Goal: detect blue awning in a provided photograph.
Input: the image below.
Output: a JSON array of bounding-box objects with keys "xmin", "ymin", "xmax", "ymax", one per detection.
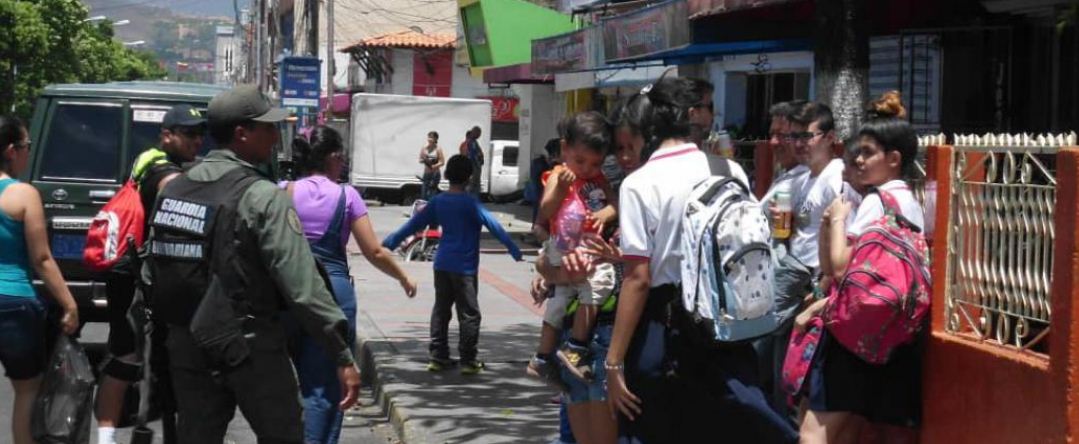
[{"xmin": 621, "ymin": 38, "xmax": 812, "ymax": 65}]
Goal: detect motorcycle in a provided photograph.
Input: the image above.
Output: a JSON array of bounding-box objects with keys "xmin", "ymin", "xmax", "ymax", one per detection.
[{"xmin": 397, "ymin": 199, "xmax": 441, "ymax": 262}]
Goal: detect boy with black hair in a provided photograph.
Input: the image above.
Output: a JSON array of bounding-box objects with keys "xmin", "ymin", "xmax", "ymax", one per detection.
[{"xmin": 383, "ymin": 155, "xmax": 522, "ymax": 374}]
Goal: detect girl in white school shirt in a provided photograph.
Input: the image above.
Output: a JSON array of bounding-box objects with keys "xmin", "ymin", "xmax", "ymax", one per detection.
[{"xmin": 797, "ymin": 92, "xmax": 925, "ymax": 444}]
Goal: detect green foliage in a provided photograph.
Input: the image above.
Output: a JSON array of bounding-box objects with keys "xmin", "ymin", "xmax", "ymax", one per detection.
[{"xmin": 0, "ymin": 0, "xmax": 166, "ymax": 117}]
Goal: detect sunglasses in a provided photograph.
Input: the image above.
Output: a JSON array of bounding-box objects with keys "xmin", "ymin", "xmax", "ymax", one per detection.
[{"xmin": 694, "ymin": 102, "xmax": 714, "ymax": 113}]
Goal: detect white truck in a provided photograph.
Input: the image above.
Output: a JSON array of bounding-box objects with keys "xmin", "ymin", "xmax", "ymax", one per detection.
[{"xmin": 349, "ymin": 93, "xmax": 521, "ymax": 204}]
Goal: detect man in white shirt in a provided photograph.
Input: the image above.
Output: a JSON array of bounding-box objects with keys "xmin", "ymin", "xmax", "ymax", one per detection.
[
  {"xmin": 760, "ymin": 102, "xmax": 844, "ymax": 415},
  {"xmin": 762, "ymin": 101, "xmax": 811, "ymax": 208}
]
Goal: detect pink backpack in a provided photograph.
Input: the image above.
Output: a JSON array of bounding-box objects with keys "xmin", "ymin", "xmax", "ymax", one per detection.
[
  {"xmin": 781, "ymin": 315, "xmax": 823, "ymax": 406},
  {"xmin": 822, "ymin": 190, "xmax": 931, "ymax": 364}
]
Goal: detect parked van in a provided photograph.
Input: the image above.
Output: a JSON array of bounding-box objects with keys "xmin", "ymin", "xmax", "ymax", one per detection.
[{"xmin": 23, "ymin": 81, "xmax": 228, "ymax": 322}]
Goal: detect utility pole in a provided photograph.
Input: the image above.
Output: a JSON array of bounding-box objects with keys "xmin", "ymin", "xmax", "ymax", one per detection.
[
  {"xmin": 306, "ymin": 0, "xmax": 319, "ymax": 56},
  {"xmin": 255, "ymin": 0, "xmax": 265, "ymax": 91},
  {"xmin": 326, "ymin": 0, "xmax": 335, "ymax": 119}
]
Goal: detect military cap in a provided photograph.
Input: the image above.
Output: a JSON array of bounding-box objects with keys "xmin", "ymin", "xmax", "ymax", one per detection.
[{"xmin": 208, "ymin": 84, "xmax": 289, "ymax": 124}]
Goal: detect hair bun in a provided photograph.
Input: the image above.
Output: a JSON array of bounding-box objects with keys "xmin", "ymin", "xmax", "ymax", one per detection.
[{"xmin": 869, "ymin": 91, "xmax": 907, "ymax": 119}]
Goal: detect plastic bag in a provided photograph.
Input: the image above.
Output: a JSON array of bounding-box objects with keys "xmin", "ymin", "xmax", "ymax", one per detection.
[
  {"xmin": 32, "ymin": 335, "xmax": 95, "ymax": 444},
  {"xmin": 552, "ymin": 180, "xmax": 599, "ymax": 253}
]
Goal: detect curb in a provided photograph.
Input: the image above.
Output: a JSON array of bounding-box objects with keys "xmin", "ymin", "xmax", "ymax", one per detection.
[{"xmin": 356, "ymin": 312, "xmax": 436, "ymax": 444}]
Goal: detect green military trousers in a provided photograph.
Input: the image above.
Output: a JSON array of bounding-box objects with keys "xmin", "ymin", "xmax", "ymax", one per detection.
[{"xmin": 165, "ymin": 324, "xmax": 303, "ymax": 444}]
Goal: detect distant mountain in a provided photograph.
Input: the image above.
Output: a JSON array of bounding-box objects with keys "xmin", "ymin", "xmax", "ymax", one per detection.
[
  {"xmin": 81, "ymin": 0, "xmax": 235, "ymax": 82},
  {"xmin": 83, "ymin": 0, "xmax": 244, "ymax": 19}
]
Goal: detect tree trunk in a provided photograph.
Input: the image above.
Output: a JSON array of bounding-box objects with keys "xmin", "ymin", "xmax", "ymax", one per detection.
[{"xmin": 814, "ymin": 0, "xmax": 870, "ymax": 141}]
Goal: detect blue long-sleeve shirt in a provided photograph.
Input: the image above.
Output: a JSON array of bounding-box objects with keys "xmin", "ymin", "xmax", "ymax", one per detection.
[{"xmin": 383, "ymin": 192, "xmax": 522, "ymax": 274}]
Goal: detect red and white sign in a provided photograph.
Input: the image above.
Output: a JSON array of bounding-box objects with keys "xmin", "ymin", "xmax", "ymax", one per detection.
[{"xmin": 485, "ymin": 97, "xmax": 520, "ymax": 123}]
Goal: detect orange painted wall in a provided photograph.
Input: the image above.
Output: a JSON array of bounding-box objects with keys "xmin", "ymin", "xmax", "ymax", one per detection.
[{"xmin": 922, "ymin": 334, "xmax": 1060, "ymax": 443}]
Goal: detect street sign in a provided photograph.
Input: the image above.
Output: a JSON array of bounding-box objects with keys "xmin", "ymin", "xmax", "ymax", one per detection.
[{"xmin": 280, "ymin": 56, "xmax": 321, "ymax": 108}]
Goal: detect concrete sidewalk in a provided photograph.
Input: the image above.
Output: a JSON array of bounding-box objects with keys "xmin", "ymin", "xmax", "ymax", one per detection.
[{"xmin": 351, "ymin": 204, "xmax": 560, "ymax": 444}]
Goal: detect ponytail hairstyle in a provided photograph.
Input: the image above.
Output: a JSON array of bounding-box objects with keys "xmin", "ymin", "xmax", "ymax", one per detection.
[
  {"xmin": 291, "ymin": 125, "xmax": 344, "ymax": 176},
  {"xmin": 636, "ymin": 76, "xmax": 703, "ymax": 160},
  {"xmin": 0, "ymin": 116, "xmax": 26, "ymax": 172},
  {"xmin": 859, "ymin": 91, "xmax": 917, "ymax": 177},
  {"xmin": 608, "ymin": 93, "xmax": 649, "ymax": 137}
]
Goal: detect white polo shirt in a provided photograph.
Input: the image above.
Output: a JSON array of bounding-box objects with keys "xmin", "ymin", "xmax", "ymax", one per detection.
[{"xmin": 619, "ymin": 143, "xmax": 749, "ymax": 286}]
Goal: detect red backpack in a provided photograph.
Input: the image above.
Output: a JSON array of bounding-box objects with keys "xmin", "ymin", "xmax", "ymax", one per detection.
[
  {"xmin": 83, "ymin": 179, "xmax": 145, "ymax": 272},
  {"xmin": 822, "ymin": 190, "xmax": 931, "ymax": 364}
]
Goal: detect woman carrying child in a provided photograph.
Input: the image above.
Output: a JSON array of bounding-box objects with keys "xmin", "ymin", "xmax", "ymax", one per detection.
[{"xmin": 531, "ymin": 99, "xmax": 649, "ymax": 444}]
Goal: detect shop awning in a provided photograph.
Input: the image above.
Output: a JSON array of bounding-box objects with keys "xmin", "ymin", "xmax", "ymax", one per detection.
[
  {"xmin": 483, "ymin": 63, "xmax": 553, "ymax": 84},
  {"xmin": 688, "ymin": 0, "xmax": 802, "ymax": 19},
  {"xmin": 656, "ymin": 38, "xmax": 811, "ymax": 64}
]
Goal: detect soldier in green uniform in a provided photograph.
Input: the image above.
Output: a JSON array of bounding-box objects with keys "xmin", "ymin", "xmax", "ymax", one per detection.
[{"xmin": 147, "ymin": 85, "xmax": 360, "ymax": 443}]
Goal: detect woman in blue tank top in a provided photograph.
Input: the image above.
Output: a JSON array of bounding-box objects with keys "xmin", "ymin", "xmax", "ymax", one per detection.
[
  {"xmin": 285, "ymin": 126, "xmax": 417, "ymax": 444},
  {"xmin": 0, "ymin": 116, "xmax": 79, "ymax": 444}
]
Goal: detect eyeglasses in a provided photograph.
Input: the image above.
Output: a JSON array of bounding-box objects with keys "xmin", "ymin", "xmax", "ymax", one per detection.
[
  {"xmin": 17, "ymin": 140, "xmax": 31, "ymax": 150},
  {"xmin": 783, "ymin": 132, "xmax": 825, "ymax": 142},
  {"xmin": 694, "ymin": 102, "xmax": 714, "ymax": 113}
]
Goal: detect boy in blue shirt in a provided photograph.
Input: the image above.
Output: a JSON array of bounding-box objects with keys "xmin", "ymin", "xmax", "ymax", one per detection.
[{"xmin": 383, "ymin": 155, "xmax": 523, "ymax": 374}]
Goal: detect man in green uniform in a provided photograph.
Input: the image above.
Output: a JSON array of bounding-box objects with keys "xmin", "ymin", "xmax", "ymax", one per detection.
[{"xmin": 148, "ymin": 85, "xmax": 360, "ymax": 443}]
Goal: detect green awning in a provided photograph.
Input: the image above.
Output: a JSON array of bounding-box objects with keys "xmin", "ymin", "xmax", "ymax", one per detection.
[{"xmin": 458, "ymin": 0, "xmax": 577, "ymax": 68}]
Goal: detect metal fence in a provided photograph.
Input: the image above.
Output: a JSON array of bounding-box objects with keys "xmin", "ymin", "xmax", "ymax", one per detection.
[{"xmin": 942, "ymin": 133, "xmax": 1076, "ymax": 354}]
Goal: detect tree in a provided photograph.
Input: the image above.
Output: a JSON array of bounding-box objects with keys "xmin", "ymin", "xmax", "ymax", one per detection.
[
  {"xmin": 0, "ymin": 0, "xmax": 166, "ymax": 117},
  {"xmin": 814, "ymin": 0, "xmax": 870, "ymax": 141},
  {"xmin": 0, "ymin": 1, "xmax": 49, "ymax": 115}
]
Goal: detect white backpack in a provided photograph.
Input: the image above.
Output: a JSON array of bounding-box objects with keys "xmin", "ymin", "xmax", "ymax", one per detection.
[{"xmin": 680, "ymin": 174, "xmax": 779, "ymax": 344}]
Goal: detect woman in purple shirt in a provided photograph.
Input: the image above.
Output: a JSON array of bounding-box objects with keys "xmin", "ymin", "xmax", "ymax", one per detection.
[{"xmin": 285, "ymin": 126, "xmax": 417, "ymax": 444}]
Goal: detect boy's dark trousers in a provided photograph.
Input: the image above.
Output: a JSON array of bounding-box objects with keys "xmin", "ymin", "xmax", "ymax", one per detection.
[{"xmin": 430, "ymin": 270, "xmax": 481, "ymax": 363}]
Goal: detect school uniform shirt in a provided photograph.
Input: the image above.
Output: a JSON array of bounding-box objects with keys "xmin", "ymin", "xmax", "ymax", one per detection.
[
  {"xmin": 619, "ymin": 143, "xmax": 749, "ymax": 286},
  {"xmin": 789, "ymin": 159, "xmax": 845, "ymax": 269},
  {"xmin": 846, "ymin": 180, "xmax": 925, "ymax": 237}
]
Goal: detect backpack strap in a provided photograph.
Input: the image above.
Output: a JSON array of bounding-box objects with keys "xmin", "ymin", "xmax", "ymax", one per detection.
[
  {"xmin": 698, "ymin": 176, "xmax": 751, "ymax": 204},
  {"xmin": 709, "ymin": 155, "xmax": 732, "ymax": 177},
  {"xmin": 877, "ymin": 189, "xmax": 902, "ymax": 215},
  {"xmin": 873, "ymin": 188, "xmax": 921, "ymax": 233}
]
